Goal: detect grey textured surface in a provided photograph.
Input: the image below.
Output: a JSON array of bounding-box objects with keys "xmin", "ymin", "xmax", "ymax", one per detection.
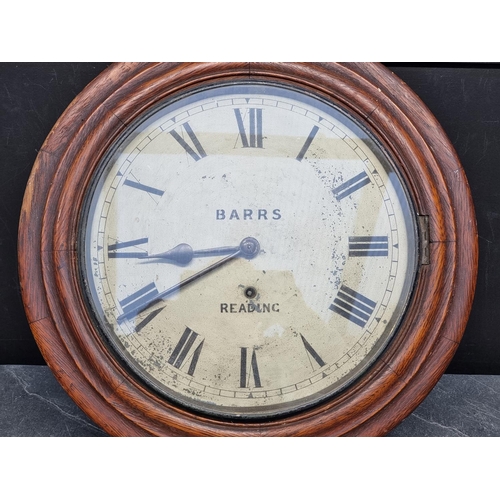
[
  {"xmin": 0, "ymin": 365, "xmax": 498, "ymax": 437},
  {"xmin": 0, "ymin": 365, "xmax": 106, "ymax": 437},
  {"xmin": 387, "ymin": 374, "xmax": 500, "ymax": 437}
]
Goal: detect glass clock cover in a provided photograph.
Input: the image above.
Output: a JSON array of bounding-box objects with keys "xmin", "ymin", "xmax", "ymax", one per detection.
[{"xmin": 81, "ymin": 82, "xmax": 417, "ymax": 418}]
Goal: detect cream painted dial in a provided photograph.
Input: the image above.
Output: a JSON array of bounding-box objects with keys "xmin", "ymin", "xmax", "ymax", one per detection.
[{"xmin": 82, "ymin": 83, "xmax": 417, "ymax": 418}]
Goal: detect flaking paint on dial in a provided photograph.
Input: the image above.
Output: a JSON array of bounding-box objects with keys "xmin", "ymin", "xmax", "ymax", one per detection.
[{"xmin": 83, "ymin": 83, "xmax": 417, "ymax": 418}]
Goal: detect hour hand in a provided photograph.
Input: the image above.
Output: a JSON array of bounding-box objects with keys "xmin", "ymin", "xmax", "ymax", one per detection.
[
  {"xmin": 140, "ymin": 241, "xmax": 249, "ymax": 265},
  {"xmin": 117, "ymin": 237, "xmax": 260, "ymax": 323}
]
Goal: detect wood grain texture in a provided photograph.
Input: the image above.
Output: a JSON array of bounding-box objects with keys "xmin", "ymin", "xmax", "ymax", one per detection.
[{"xmin": 18, "ymin": 62, "xmax": 478, "ymax": 436}]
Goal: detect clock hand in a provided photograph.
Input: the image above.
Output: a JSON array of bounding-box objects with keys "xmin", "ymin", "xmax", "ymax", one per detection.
[
  {"xmin": 139, "ymin": 242, "xmax": 241, "ymax": 265},
  {"xmin": 118, "ymin": 252, "xmax": 239, "ymax": 323},
  {"xmin": 117, "ymin": 237, "xmax": 260, "ymax": 323}
]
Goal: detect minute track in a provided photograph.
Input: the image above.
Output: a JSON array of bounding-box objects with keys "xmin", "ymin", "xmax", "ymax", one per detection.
[
  {"xmin": 20, "ymin": 62, "xmax": 476, "ymax": 436},
  {"xmin": 83, "ymin": 79, "xmax": 418, "ymax": 419}
]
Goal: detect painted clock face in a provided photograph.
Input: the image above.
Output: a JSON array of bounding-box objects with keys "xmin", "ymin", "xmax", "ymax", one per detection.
[{"xmin": 81, "ymin": 82, "xmax": 417, "ymax": 418}]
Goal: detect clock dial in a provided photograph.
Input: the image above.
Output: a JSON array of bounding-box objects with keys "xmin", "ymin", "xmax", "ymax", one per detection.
[
  {"xmin": 19, "ymin": 62, "xmax": 477, "ymax": 436},
  {"xmin": 81, "ymin": 83, "xmax": 417, "ymax": 418}
]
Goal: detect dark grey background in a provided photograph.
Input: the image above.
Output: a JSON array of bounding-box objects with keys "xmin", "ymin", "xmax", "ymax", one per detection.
[{"xmin": 1, "ymin": 62, "xmax": 499, "ymax": 375}]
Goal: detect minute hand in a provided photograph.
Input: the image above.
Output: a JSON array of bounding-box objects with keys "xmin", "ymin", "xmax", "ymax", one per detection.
[{"xmin": 117, "ymin": 237, "xmax": 260, "ymax": 323}]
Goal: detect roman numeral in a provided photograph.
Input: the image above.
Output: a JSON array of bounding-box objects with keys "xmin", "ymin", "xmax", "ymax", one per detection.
[
  {"xmin": 123, "ymin": 179, "xmax": 165, "ymax": 197},
  {"xmin": 170, "ymin": 122, "xmax": 207, "ymax": 161},
  {"xmin": 135, "ymin": 306, "xmax": 165, "ymax": 333},
  {"xmin": 348, "ymin": 236, "xmax": 389, "ymax": 257},
  {"xmin": 118, "ymin": 282, "xmax": 160, "ymax": 322},
  {"xmin": 332, "ymin": 172, "xmax": 371, "ymax": 200},
  {"xmin": 330, "ymin": 285, "xmax": 376, "ymax": 328},
  {"xmin": 168, "ymin": 327, "xmax": 204, "ymax": 376},
  {"xmin": 234, "ymin": 108, "xmax": 263, "ymax": 148},
  {"xmin": 296, "ymin": 125, "xmax": 319, "ymax": 161},
  {"xmin": 107, "ymin": 237, "xmax": 148, "ymax": 259},
  {"xmin": 240, "ymin": 347, "xmax": 262, "ymax": 388},
  {"xmin": 300, "ymin": 334, "xmax": 325, "ymax": 368}
]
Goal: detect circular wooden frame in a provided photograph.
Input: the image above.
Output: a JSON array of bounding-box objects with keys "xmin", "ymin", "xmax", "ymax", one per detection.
[{"xmin": 18, "ymin": 63, "xmax": 477, "ymax": 436}]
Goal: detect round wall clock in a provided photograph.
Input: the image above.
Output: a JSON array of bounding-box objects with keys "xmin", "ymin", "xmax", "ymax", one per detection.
[{"xmin": 18, "ymin": 63, "xmax": 478, "ymax": 436}]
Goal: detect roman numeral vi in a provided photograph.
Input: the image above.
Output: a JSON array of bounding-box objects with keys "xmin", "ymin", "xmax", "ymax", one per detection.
[{"xmin": 240, "ymin": 347, "xmax": 262, "ymax": 388}]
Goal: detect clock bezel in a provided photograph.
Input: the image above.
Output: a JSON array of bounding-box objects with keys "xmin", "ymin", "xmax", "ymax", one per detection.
[
  {"xmin": 79, "ymin": 79, "xmax": 420, "ymax": 421},
  {"xmin": 18, "ymin": 62, "xmax": 478, "ymax": 436}
]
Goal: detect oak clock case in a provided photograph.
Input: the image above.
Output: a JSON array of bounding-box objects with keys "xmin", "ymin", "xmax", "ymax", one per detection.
[
  {"xmin": 18, "ymin": 63, "xmax": 477, "ymax": 436},
  {"xmin": 83, "ymin": 83, "xmax": 417, "ymax": 419}
]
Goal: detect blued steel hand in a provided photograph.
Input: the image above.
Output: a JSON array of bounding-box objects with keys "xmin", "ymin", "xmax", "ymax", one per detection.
[
  {"xmin": 117, "ymin": 237, "xmax": 260, "ymax": 323},
  {"xmin": 139, "ymin": 242, "xmax": 241, "ymax": 265}
]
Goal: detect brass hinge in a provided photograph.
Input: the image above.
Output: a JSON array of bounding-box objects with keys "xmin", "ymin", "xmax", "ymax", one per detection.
[{"xmin": 418, "ymin": 215, "xmax": 430, "ymax": 265}]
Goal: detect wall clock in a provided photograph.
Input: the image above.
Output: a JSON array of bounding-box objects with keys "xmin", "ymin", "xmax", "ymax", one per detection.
[{"xmin": 18, "ymin": 62, "xmax": 478, "ymax": 436}]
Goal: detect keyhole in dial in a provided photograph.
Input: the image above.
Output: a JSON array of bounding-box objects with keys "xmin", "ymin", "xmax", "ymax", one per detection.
[{"xmin": 244, "ymin": 286, "xmax": 257, "ymax": 299}]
